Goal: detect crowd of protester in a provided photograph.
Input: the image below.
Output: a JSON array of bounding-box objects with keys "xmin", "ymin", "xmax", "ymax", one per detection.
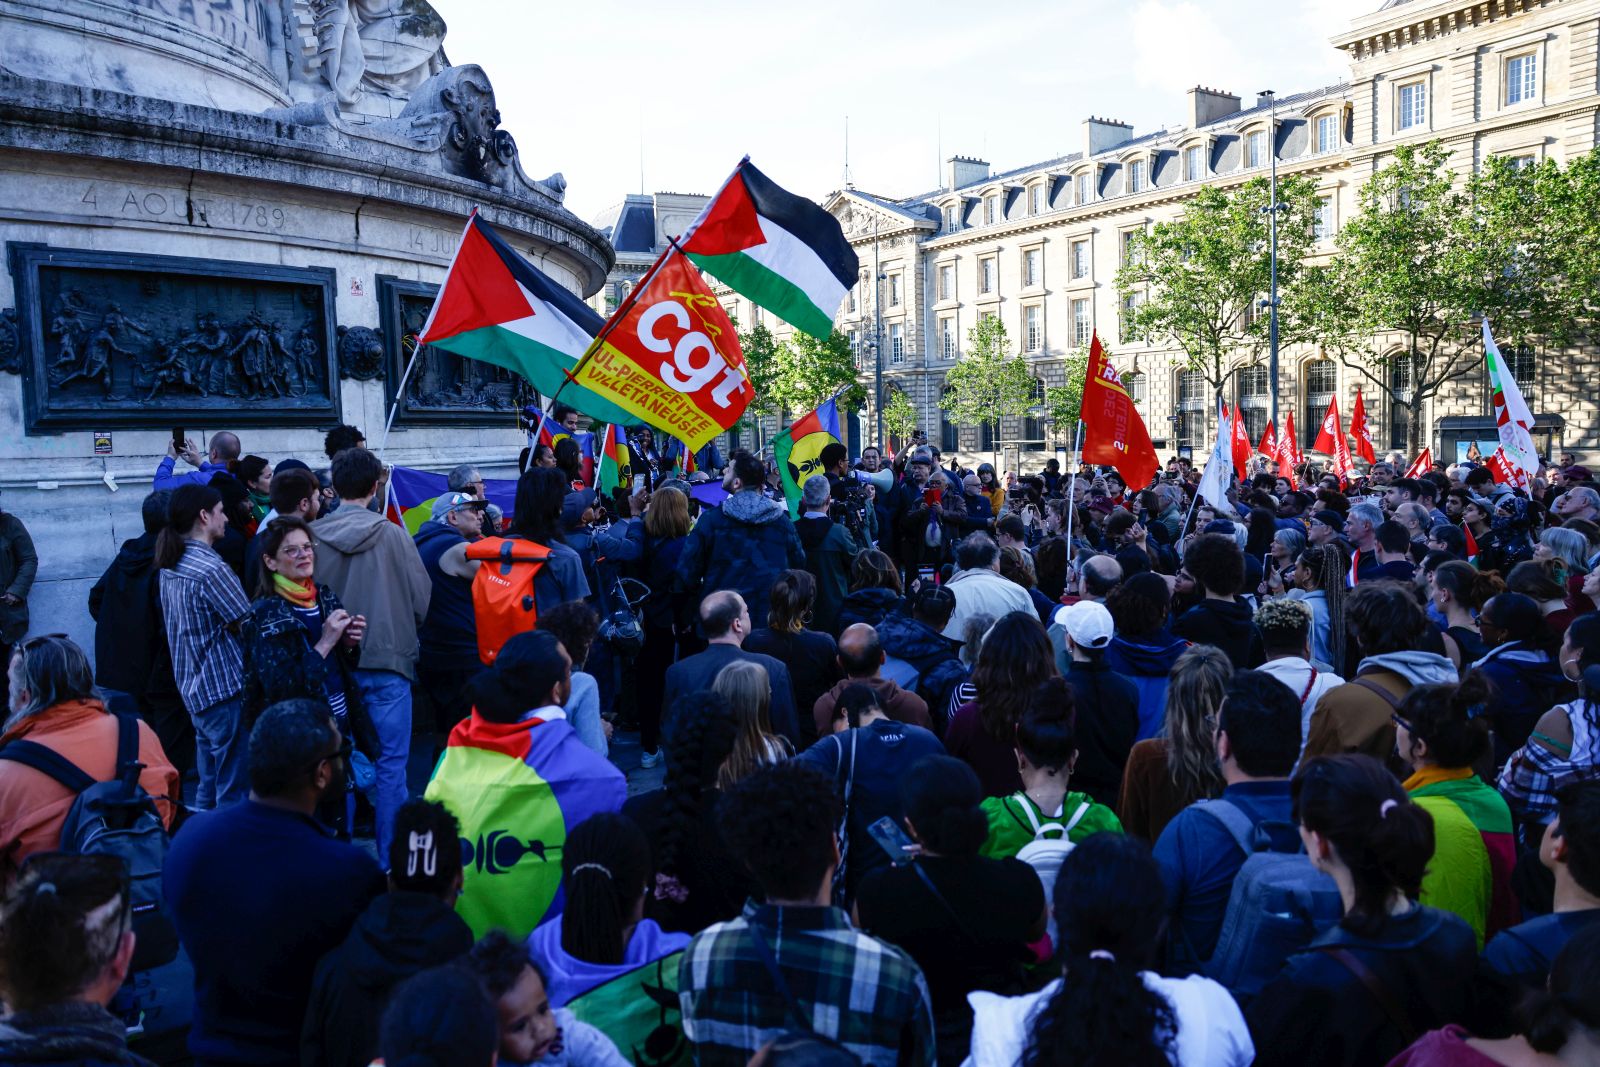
[{"xmin": 1, "ymin": 419, "xmax": 1600, "ymax": 1066}]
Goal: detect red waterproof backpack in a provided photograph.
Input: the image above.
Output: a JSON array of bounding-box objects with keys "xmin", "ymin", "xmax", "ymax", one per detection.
[{"xmin": 463, "ymin": 536, "xmax": 551, "ymax": 664}]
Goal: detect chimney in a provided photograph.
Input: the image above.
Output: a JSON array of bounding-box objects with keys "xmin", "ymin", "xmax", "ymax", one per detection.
[
  {"xmin": 945, "ymin": 155, "xmax": 990, "ymax": 192},
  {"xmin": 1188, "ymin": 86, "xmax": 1242, "ymax": 127},
  {"xmin": 1255, "ymin": 92, "xmax": 1276, "ymax": 110},
  {"xmin": 1083, "ymin": 117, "xmax": 1133, "ymax": 158}
]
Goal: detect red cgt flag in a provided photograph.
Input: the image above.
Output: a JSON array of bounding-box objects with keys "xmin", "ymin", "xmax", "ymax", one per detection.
[
  {"xmin": 1258, "ymin": 419, "xmax": 1278, "ymax": 459},
  {"xmin": 1080, "ymin": 333, "xmax": 1159, "ymax": 490},
  {"xmin": 1231, "ymin": 406, "xmax": 1253, "ymax": 477},
  {"xmin": 1313, "ymin": 395, "xmax": 1354, "ymax": 486},
  {"xmin": 1403, "ymin": 448, "xmax": 1432, "ymax": 480},
  {"xmin": 1350, "ymin": 389, "xmax": 1376, "ymax": 464}
]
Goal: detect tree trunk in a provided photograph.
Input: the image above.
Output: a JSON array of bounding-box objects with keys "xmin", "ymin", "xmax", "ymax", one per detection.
[{"xmin": 1405, "ymin": 398, "xmax": 1425, "ymax": 460}]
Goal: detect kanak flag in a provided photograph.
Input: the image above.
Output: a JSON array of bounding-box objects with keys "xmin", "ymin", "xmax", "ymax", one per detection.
[
  {"xmin": 1350, "ymin": 389, "xmax": 1376, "ymax": 464},
  {"xmin": 1258, "ymin": 420, "xmax": 1278, "ymax": 459},
  {"xmin": 1403, "ymin": 448, "xmax": 1433, "ymax": 479},
  {"xmin": 1313, "ymin": 395, "xmax": 1354, "ymax": 485},
  {"xmin": 570, "ymin": 248, "xmax": 752, "ymax": 450},
  {"xmin": 418, "ymin": 212, "xmax": 637, "ymax": 427},
  {"xmin": 1079, "ymin": 333, "xmax": 1159, "ymax": 490},
  {"xmin": 1231, "ymin": 406, "xmax": 1253, "ymax": 477},
  {"xmin": 595, "ymin": 424, "xmax": 631, "ymax": 496}
]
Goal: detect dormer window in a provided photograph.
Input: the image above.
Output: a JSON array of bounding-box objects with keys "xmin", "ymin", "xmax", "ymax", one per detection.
[{"xmin": 1128, "ymin": 159, "xmax": 1145, "ymax": 194}]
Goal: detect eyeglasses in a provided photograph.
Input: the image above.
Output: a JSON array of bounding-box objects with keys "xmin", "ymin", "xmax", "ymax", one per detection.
[
  {"xmin": 307, "ymin": 747, "xmax": 344, "ymax": 775},
  {"xmin": 278, "ymin": 543, "xmax": 317, "ymax": 559},
  {"xmin": 1390, "ymin": 712, "xmax": 1416, "ymax": 735}
]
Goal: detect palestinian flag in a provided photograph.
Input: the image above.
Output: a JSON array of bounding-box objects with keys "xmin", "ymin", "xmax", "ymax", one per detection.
[
  {"xmin": 681, "ymin": 159, "xmax": 858, "ymax": 339},
  {"xmin": 1464, "ymin": 522, "xmax": 1480, "ymax": 567},
  {"xmin": 596, "ymin": 424, "xmax": 631, "ymax": 496},
  {"xmin": 418, "ymin": 213, "xmax": 638, "ymax": 427},
  {"xmin": 773, "ymin": 397, "xmax": 841, "ymax": 518}
]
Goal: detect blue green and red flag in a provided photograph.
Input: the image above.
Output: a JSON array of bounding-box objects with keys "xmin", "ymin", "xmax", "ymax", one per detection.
[
  {"xmin": 772, "ymin": 396, "xmax": 842, "ymax": 517},
  {"xmin": 595, "ymin": 424, "xmax": 631, "ymax": 496},
  {"xmin": 424, "ymin": 714, "xmax": 626, "ymax": 940},
  {"xmin": 384, "ymin": 465, "xmax": 516, "ymax": 535}
]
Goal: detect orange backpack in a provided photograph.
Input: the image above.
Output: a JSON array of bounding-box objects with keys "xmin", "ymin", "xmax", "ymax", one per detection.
[{"xmin": 463, "ymin": 536, "xmax": 552, "ymax": 665}]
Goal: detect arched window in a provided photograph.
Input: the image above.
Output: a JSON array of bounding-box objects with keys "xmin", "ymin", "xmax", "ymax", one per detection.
[
  {"xmin": 1021, "ymin": 378, "xmax": 1047, "ymax": 451},
  {"xmin": 1303, "ymin": 359, "xmax": 1338, "ymax": 450},
  {"xmin": 940, "ymin": 387, "xmax": 960, "ymax": 453},
  {"xmin": 1123, "ymin": 370, "xmax": 1147, "ymax": 404},
  {"xmin": 1234, "ymin": 364, "xmax": 1269, "ymax": 444},
  {"xmin": 1388, "ymin": 358, "xmax": 1413, "ymax": 452},
  {"xmin": 1176, "ymin": 370, "xmax": 1205, "ymax": 451}
]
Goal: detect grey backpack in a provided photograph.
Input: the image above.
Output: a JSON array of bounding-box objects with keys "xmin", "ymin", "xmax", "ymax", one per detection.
[
  {"xmin": 1196, "ymin": 799, "xmax": 1343, "ymax": 999},
  {"xmin": 0, "ymin": 713, "xmax": 176, "ymax": 968}
]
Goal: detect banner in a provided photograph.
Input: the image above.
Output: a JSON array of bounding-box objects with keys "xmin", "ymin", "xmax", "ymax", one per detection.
[
  {"xmin": 1078, "ymin": 333, "xmax": 1158, "ymax": 490},
  {"xmin": 570, "ymin": 250, "xmax": 752, "ymax": 450}
]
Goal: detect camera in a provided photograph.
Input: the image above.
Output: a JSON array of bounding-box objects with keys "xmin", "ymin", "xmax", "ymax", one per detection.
[{"xmin": 829, "ymin": 478, "xmax": 871, "ymax": 536}]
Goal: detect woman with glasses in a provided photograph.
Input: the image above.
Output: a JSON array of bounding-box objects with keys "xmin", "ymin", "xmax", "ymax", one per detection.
[
  {"xmin": 241, "ymin": 517, "xmax": 372, "ymax": 830},
  {"xmin": 0, "ymin": 852, "xmax": 147, "ymax": 1066}
]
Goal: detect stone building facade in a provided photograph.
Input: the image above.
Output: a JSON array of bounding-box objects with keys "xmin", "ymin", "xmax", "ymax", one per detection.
[{"xmin": 740, "ymin": 0, "xmax": 1600, "ymax": 469}]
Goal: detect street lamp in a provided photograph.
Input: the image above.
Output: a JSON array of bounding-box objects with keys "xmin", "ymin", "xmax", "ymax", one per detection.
[
  {"xmin": 1260, "ymin": 89, "xmax": 1282, "ymax": 432},
  {"xmin": 872, "ymin": 216, "xmax": 885, "ymax": 447}
]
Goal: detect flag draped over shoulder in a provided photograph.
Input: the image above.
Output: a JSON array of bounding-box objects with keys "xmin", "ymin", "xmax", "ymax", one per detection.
[
  {"xmin": 1351, "ymin": 389, "xmax": 1377, "ymax": 464},
  {"xmin": 569, "ymin": 249, "xmax": 751, "ymax": 451},
  {"xmin": 596, "ymin": 424, "xmax": 631, "ymax": 496},
  {"xmin": 1483, "ymin": 318, "xmax": 1540, "ymax": 483},
  {"xmin": 1078, "ymin": 334, "xmax": 1158, "ymax": 490},
  {"xmin": 681, "ymin": 158, "xmax": 859, "ymax": 340},
  {"xmin": 423, "ymin": 716, "xmax": 626, "ymax": 940},
  {"xmin": 773, "ymin": 397, "xmax": 842, "ymax": 518},
  {"xmin": 384, "ymin": 466, "xmax": 516, "ymax": 535},
  {"xmin": 417, "ymin": 213, "xmax": 638, "ymax": 427}
]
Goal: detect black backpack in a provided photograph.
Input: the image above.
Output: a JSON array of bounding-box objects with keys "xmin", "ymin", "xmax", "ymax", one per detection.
[{"xmin": 0, "ymin": 713, "xmax": 177, "ymax": 969}]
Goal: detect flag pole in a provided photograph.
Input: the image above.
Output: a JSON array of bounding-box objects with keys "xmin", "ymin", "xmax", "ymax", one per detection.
[
  {"xmin": 1064, "ymin": 419, "xmax": 1083, "ymax": 563},
  {"xmin": 549, "ymin": 242, "xmax": 678, "ymax": 409}
]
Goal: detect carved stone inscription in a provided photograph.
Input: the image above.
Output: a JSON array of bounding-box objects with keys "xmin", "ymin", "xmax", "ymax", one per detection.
[
  {"xmin": 377, "ymin": 275, "xmax": 531, "ymax": 426},
  {"xmin": 7, "ymin": 244, "xmax": 339, "ymax": 431}
]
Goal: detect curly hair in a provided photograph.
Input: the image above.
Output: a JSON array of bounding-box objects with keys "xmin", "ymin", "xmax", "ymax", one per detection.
[
  {"xmin": 1183, "ymin": 533, "xmax": 1246, "ymax": 596},
  {"xmin": 717, "ymin": 762, "xmax": 842, "ymax": 901},
  {"xmin": 1104, "ymin": 572, "xmax": 1171, "ymax": 638},
  {"xmin": 539, "ymin": 600, "xmax": 600, "ymax": 670},
  {"xmin": 464, "ymin": 929, "xmax": 544, "ymax": 999},
  {"xmin": 655, "ymin": 691, "xmax": 740, "ymax": 898},
  {"xmin": 998, "ymin": 544, "xmax": 1039, "ymax": 590},
  {"xmin": 1254, "ymin": 598, "xmax": 1313, "ymax": 655},
  {"xmin": 971, "ymin": 612, "xmax": 1058, "ymax": 744},
  {"xmin": 1161, "ymin": 645, "xmax": 1229, "ymax": 805},
  {"xmin": 1023, "ymin": 834, "xmax": 1177, "ymax": 1067},
  {"xmin": 1396, "ymin": 672, "xmax": 1493, "ymax": 770}
]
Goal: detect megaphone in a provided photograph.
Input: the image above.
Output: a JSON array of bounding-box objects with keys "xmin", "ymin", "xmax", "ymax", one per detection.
[{"xmin": 850, "ymin": 468, "xmax": 895, "ymax": 493}]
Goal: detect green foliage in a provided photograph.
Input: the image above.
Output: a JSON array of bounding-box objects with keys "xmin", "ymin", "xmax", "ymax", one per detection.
[
  {"xmin": 882, "ymin": 389, "xmax": 920, "ymax": 444},
  {"xmin": 939, "ymin": 317, "xmax": 1037, "ymax": 454},
  {"xmin": 737, "ymin": 322, "xmax": 782, "ymax": 418},
  {"xmin": 1116, "ymin": 174, "xmax": 1320, "ymax": 394},
  {"xmin": 1292, "ymin": 142, "xmax": 1599, "ymax": 453},
  {"xmin": 773, "ymin": 330, "xmax": 867, "ymax": 415},
  {"xmin": 1045, "ymin": 347, "xmax": 1092, "ymax": 434}
]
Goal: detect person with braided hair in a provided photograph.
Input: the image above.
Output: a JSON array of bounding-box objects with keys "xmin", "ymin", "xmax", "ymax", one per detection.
[
  {"xmin": 966, "ymin": 832, "xmax": 1252, "ymax": 1067},
  {"xmin": 1247, "ymin": 755, "xmax": 1477, "ymax": 1067},
  {"xmin": 1286, "ymin": 543, "xmax": 1349, "ymax": 671},
  {"xmin": 622, "ymin": 691, "xmax": 755, "ymax": 934}
]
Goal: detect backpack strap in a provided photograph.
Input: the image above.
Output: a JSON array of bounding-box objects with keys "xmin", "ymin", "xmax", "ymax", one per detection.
[
  {"xmin": 1352, "ymin": 676, "xmax": 1403, "ymax": 710},
  {"xmin": 1316, "ymin": 945, "xmax": 1419, "ymax": 1045},
  {"xmin": 1008, "ymin": 795, "xmax": 1065, "ymax": 839},
  {"xmin": 114, "ymin": 713, "xmax": 144, "ymax": 791},
  {"xmin": 0, "ymin": 740, "xmax": 96, "ymax": 794},
  {"xmin": 1061, "ymin": 801, "xmax": 1091, "ymax": 833},
  {"xmin": 1195, "ymin": 799, "xmax": 1259, "ymax": 856}
]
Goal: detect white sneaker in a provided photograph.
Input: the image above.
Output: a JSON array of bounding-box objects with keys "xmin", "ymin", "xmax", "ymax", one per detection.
[{"xmin": 639, "ymin": 749, "xmax": 661, "ymax": 769}]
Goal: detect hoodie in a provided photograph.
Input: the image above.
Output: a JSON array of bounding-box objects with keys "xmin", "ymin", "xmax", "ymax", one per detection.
[
  {"xmin": 525, "ymin": 915, "xmax": 690, "ymax": 1008},
  {"xmin": 1305, "ymin": 651, "xmax": 1457, "ymax": 775},
  {"xmin": 795, "ymin": 514, "xmax": 860, "ymax": 635},
  {"xmin": 88, "ymin": 530, "xmax": 178, "ymax": 701},
  {"xmin": 675, "ymin": 489, "xmax": 805, "ymax": 617},
  {"xmin": 1105, "ymin": 631, "xmax": 1192, "ymax": 741},
  {"xmin": 301, "ymin": 892, "xmax": 475, "ymax": 1067},
  {"xmin": 1171, "ymin": 598, "xmax": 1264, "ymax": 671},
  {"xmin": 312, "ymin": 505, "xmax": 432, "ymax": 679},
  {"xmin": 1248, "ymin": 905, "xmax": 1478, "ymax": 1067},
  {"xmin": 1471, "ymin": 642, "xmax": 1575, "ymax": 763}
]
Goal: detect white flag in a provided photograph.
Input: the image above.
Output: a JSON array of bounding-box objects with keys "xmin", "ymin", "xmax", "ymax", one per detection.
[
  {"xmin": 1196, "ymin": 400, "xmax": 1234, "ymax": 513},
  {"xmin": 1483, "ymin": 319, "xmax": 1539, "ymax": 481}
]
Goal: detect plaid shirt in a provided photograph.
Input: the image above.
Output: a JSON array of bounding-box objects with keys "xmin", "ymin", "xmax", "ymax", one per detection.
[
  {"xmin": 159, "ymin": 539, "xmax": 250, "ymax": 714},
  {"xmin": 1498, "ymin": 700, "xmax": 1600, "ymax": 825},
  {"xmin": 678, "ymin": 902, "xmax": 935, "ymax": 1067}
]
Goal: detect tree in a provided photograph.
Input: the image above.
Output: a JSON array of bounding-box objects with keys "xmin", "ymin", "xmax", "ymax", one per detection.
[
  {"xmin": 939, "ymin": 316, "xmax": 1036, "ymax": 464},
  {"xmin": 1043, "ymin": 347, "xmax": 1092, "ymax": 445},
  {"xmin": 771, "ymin": 329, "xmax": 866, "ymax": 416},
  {"xmin": 882, "ymin": 389, "xmax": 919, "ymax": 449},
  {"xmin": 1116, "ymin": 174, "xmax": 1320, "ymax": 439},
  {"xmin": 735, "ymin": 321, "xmax": 782, "ymax": 451},
  {"xmin": 1290, "ymin": 141, "xmax": 1597, "ymax": 455}
]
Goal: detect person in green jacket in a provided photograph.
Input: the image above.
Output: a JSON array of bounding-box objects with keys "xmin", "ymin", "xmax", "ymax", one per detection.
[{"xmin": 980, "ymin": 676, "xmax": 1123, "ymax": 860}]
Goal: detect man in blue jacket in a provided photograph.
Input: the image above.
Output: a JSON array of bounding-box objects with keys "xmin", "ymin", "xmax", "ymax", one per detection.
[
  {"xmin": 676, "ymin": 450, "xmax": 804, "ymax": 620},
  {"xmin": 153, "ymin": 431, "xmax": 241, "ymax": 490}
]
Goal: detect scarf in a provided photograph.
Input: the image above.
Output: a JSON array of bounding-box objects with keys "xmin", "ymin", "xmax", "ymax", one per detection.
[{"xmin": 272, "ymin": 572, "xmax": 317, "ymax": 608}]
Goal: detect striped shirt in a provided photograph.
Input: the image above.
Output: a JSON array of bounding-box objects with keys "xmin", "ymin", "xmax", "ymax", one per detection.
[
  {"xmin": 678, "ymin": 902, "xmax": 935, "ymax": 1067},
  {"xmin": 159, "ymin": 539, "xmax": 250, "ymax": 714}
]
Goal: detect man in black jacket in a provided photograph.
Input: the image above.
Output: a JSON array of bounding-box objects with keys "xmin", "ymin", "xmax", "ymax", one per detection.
[
  {"xmin": 88, "ymin": 489, "xmax": 191, "ymax": 776},
  {"xmin": 301, "ymin": 799, "xmax": 473, "ymax": 1067},
  {"xmin": 0, "ymin": 492, "xmax": 37, "ymax": 710},
  {"xmin": 662, "ymin": 591, "xmax": 798, "ymax": 748}
]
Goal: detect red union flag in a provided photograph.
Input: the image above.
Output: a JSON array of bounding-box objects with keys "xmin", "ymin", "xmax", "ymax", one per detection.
[
  {"xmin": 1258, "ymin": 419, "xmax": 1278, "ymax": 459},
  {"xmin": 571, "ymin": 249, "xmax": 751, "ymax": 450},
  {"xmin": 1350, "ymin": 389, "xmax": 1376, "ymax": 464},
  {"xmin": 1313, "ymin": 395, "xmax": 1354, "ymax": 486},
  {"xmin": 1403, "ymin": 448, "xmax": 1433, "ymax": 480},
  {"xmin": 1079, "ymin": 333, "xmax": 1158, "ymax": 490},
  {"xmin": 1231, "ymin": 406, "xmax": 1253, "ymax": 477}
]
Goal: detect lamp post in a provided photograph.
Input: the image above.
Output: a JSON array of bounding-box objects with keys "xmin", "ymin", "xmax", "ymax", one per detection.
[
  {"xmin": 871, "ymin": 216, "xmax": 885, "ymax": 447},
  {"xmin": 1261, "ymin": 89, "xmax": 1282, "ymax": 433}
]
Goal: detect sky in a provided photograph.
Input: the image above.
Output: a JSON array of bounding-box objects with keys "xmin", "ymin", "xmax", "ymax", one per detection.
[{"xmin": 445, "ymin": 0, "xmax": 1360, "ymax": 226}]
